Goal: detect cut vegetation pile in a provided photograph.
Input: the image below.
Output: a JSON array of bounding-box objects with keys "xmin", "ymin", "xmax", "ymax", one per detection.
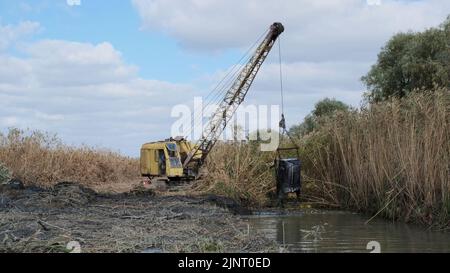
[
  {"xmin": 0, "ymin": 130, "xmax": 278, "ymax": 253},
  {"xmin": 0, "ymin": 129, "xmax": 139, "ymax": 188},
  {"xmin": 0, "ymin": 182, "xmax": 276, "ymax": 253}
]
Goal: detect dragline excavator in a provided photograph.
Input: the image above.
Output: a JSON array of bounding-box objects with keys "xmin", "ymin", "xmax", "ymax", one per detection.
[{"xmin": 140, "ymin": 22, "xmax": 285, "ymax": 181}]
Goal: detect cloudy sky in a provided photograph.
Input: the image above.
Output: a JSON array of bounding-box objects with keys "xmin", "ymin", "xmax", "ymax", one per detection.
[{"xmin": 0, "ymin": 0, "xmax": 448, "ymax": 156}]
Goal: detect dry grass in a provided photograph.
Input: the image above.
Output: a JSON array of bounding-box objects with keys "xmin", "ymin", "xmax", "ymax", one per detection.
[
  {"xmin": 299, "ymin": 89, "xmax": 450, "ymax": 228},
  {"xmin": 194, "ymin": 142, "xmax": 276, "ymax": 207},
  {"xmin": 0, "ymin": 128, "xmax": 139, "ymax": 188}
]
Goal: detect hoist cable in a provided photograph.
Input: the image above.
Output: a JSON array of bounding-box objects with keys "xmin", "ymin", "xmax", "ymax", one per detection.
[
  {"xmin": 199, "ymin": 28, "xmax": 268, "ymax": 117},
  {"xmin": 277, "ymin": 35, "xmax": 298, "ymax": 151},
  {"xmin": 278, "ymin": 36, "xmax": 285, "ymax": 116},
  {"xmin": 185, "ymin": 55, "xmax": 251, "ymax": 139},
  {"xmin": 184, "ymin": 28, "xmax": 269, "ymax": 140}
]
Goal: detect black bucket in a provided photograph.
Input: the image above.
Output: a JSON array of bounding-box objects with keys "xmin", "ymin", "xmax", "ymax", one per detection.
[{"xmin": 275, "ymin": 158, "xmax": 301, "ymax": 203}]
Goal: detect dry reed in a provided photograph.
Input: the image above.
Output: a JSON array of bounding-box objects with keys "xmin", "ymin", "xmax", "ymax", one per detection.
[
  {"xmin": 201, "ymin": 90, "xmax": 449, "ymax": 228},
  {"xmin": 0, "ymin": 128, "xmax": 139, "ymax": 187},
  {"xmin": 300, "ymin": 89, "xmax": 449, "ymax": 228},
  {"xmin": 194, "ymin": 142, "xmax": 276, "ymax": 207}
]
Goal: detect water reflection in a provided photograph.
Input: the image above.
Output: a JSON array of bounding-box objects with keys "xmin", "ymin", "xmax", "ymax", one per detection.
[{"xmin": 247, "ymin": 210, "xmax": 450, "ymax": 253}]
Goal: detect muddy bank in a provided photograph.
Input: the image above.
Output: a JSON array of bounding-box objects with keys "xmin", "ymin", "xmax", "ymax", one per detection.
[{"xmin": 0, "ymin": 182, "xmax": 277, "ymax": 253}]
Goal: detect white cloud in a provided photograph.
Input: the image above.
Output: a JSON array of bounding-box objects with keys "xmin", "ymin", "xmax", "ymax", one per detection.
[
  {"xmin": 0, "ymin": 22, "xmax": 195, "ymax": 155},
  {"xmin": 0, "ymin": 116, "xmax": 19, "ymax": 127},
  {"xmin": 0, "ymin": 21, "xmax": 40, "ymax": 51},
  {"xmin": 2, "ymin": 1, "xmax": 449, "ymax": 155},
  {"xmin": 0, "ymin": 55, "xmax": 33, "ymax": 85},
  {"xmin": 23, "ymin": 40, "xmax": 139, "ymax": 87},
  {"xmin": 132, "ymin": 0, "xmax": 449, "ymax": 61},
  {"xmin": 131, "ymin": 0, "xmax": 449, "ymax": 128},
  {"xmin": 34, "ymin": 111, "xmax": 65, "ymax": 121},
  {"xmin": 236, "ymin": 61, "xmax": 368, "ymax": 128}
]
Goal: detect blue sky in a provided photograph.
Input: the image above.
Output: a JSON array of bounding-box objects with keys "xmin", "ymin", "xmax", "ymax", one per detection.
[
  {"xmin": 0, "ymin": 0, "xmax": 241, "ymax": 83},
  {"xmin": 0, "ymin": 0, "xmax": 448, "ymax": 156}
]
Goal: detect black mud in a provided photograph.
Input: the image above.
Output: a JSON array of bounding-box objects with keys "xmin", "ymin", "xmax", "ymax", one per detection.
[{"xmin": 0, "ymin": 182, "xmax": 276, "ymax": 253}]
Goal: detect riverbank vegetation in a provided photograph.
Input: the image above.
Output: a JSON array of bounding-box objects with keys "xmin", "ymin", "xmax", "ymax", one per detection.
[
  {"xmin": 0, "ymin": 128, "xmax": 138, "ymax": 188},
  {"xmin": 299, "ymin": 89, "xmax": 449, "ymax": 229},
  {"xmin": 201, "ymin": 16, "xmax": 450, "ymax": 229},
  {"xmin": 200, "ymin": 88, "xmax": 449, "ymax": 229},
  {"xmin": 0, "ymin": 16, "xmax": 448, "ymax": 231},
  {"xmin": 194, "ymin": 142, "xmax": 275, "ymax": 207},
  {"xmin": 297, "ymin": 16, "xmax": 449, "ymax": 229}
]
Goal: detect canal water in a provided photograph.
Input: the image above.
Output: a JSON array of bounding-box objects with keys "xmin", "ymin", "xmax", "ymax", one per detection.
[{"xmin": 246, "ymin": 209, "xmax": 450, "ymax": 253}]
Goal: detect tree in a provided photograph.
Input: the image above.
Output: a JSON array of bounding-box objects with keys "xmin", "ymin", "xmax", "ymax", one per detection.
[
  {"xmin": 289, "ymin": 98, "xmax": 349, "ymax": 137},
  {"xmin": 362, "ymin": 15, "xmax": 450, "ymax": 102},
  {"xmin": 312, "ymin": 98, "xmax": 349, "ymax": 117}
]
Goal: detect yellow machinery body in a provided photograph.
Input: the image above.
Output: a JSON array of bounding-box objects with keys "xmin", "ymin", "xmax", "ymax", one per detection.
[
  {"xmin": 140, "ymin": 138, "xmax": 202, "ymax": 180},
  {"xmin": 140, "ymin": 23, "xmax": 284, "ymax": 181}
]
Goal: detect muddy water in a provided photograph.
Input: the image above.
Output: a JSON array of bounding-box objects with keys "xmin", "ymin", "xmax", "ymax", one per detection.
[{"xmin": 247, "ymin": 210, "xmax": 450, "ymax": 253}]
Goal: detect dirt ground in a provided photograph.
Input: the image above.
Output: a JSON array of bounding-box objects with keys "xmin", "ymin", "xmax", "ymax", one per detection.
[{"xmin": 0, "ymin": 181, "xmax": 278, "ymax": 253}]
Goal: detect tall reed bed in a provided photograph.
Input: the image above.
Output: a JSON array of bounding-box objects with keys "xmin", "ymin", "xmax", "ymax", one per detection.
[
  {"xmin": 201, "ymin": 90, "xmax": 449, "ymax": 228},
  {"xmin": 0, "ymin": 128, "xmax": 139, "ymax": 187},
  {"xmin": 194, "ymin": 142, "xmax": 276, "ymax": 207},
  {"xmin": 300, "ymin": 89, "xmax": 449, "ymax": 228}
]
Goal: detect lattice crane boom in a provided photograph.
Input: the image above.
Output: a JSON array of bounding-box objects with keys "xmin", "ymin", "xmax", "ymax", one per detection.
[{"xmin": 184, "ymin": 22, "xmax": 284, "ymax": 167}]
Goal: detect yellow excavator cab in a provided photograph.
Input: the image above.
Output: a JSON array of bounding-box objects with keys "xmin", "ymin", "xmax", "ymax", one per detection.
[
  {"xmin": 140, "ymin": 138, "xmax": 201, "ymax": 179},
  {"xmin": 140, "ymin": 141, "xmax": 183, "ymax": 179}
]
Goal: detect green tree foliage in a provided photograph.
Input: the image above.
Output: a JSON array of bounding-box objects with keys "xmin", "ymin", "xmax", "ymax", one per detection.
[
  {"xmin": 362, "ymin": 16, "xmax": 450, "ymax": 102},
  {"xmin": 289, "ymin": 98, "xmax": 349, "ymax": 137},
  {"xmin": 312, "ymin": 98, "xmax": 349, "ymax": 117}
]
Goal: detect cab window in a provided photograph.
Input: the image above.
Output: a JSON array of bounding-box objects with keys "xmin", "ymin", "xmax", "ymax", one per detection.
[
  {"xmin": 166, "ymin": 143, "xmax": 182, "ymax": 168},
  {"xmin": 166, "ymin": 143, "xmax": 177, "ymax": 157}
]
